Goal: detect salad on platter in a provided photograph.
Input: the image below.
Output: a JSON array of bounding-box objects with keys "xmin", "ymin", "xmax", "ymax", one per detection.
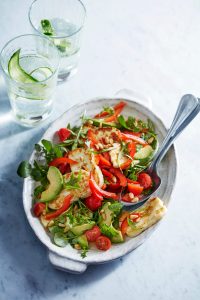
[{"xmin": 18, "ymin": 101, "xmax": 167, "ymax": 258}]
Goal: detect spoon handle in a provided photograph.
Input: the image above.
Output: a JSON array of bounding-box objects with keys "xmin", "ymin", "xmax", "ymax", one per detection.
[{"xmin": 149, "ymin": 94, "xmax": 200, "ymax": 171}]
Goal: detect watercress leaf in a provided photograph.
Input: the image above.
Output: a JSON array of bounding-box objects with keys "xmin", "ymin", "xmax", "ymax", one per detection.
[
  {"xmin": 118, "ymin": 115, "xmax": 129, "ymax": 129},
  {"xmin": 17, "ymin": 161, "xmax": 32, "ymax": 178},
  {"xmin": 35, "ymin": 144, "xmax": 42, "ymax": 152},
  {"xmin": 81, "ymin": 248, "xmax": 88, "ymax": 258},
  {"xmin": 34, "ymin": 185, "xmax": 45, "ymax": 198},
  {"xmin": 49, "ymin": 226, "xmax": 64, "ymax": 234},
  {"xmin": 54, "ymin": 232, "xmax": 68, "ymax": 247},
  {"xmin": 41, "ymin": 139, "xmax": 52, "ymax": 152},
  {"xmin": 53, "ymin": 145, "xmax": 63, "ymax": 157}
]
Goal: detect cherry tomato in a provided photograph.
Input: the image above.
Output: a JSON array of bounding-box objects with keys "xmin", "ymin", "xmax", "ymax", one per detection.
[
  {"xmin": 95, "ymin": 236, "xmax": 111, "ymax": 251},
  {"xmin": 57, "ymin": 128, "xmax": 71, "ymax": 142},
  {"xmin": 138, "ymin": 173, "xmax": 152, "ymax": 189},
  {"xmin": 127, "ymin": 183, "xmax": 144, "ymax": 195},
  {"xmin": 85, "ymin": 225, "xmax": 101, "ymax": 242},
  {"xmin": 85, "ymin": 196, "xmax": 102, "ymax": 211},
  {"xmin": 33, "ymin": 202, "xmax": 46, "ymax": 217}
]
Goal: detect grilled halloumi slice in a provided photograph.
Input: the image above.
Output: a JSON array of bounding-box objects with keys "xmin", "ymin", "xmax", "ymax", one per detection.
[
  {"xmin": 68, "ymin": 148, "xmax": 93, "ymax": 172},
  {"xmin": 126, "ymin": 197, "xmax": 167, "ymax": 237},
  {"xmin": 109, "ymin": 143, "xmax": 130, "ymax": 168},
  {"xmin": 94, "ymin": 127, "xmax": 120, "ymax": 145}
]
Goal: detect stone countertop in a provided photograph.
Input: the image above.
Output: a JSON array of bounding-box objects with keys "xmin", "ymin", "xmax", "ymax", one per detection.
[{"xmin": 0, "ymin": 0, "xmax": 200, "ymax": 299}]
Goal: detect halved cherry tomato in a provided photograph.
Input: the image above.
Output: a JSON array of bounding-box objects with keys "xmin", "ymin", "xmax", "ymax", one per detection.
[
  {"xmin": 95, "ymin": 236, "xmax": 111, "ymax": 251},
  {"xmin": 127, "ymin": 183, "xmax": 144, "ymax": 195},
  {"xmin": 45, "ymin": 195, "xmax": 72, "ymax": 220},
  {"xmin": 85, "ymin": 196, "xmax": 102, "ymax": 211},
  {"xmin": 99, "ymin": 154, "xmax": 111, "ymax": 167},
  {"xmin": 57, "ymin": 128, "xmax": 71, "ymax": 142},
  {"xmin": 85, "ymin": 225, "xmax": 101, "ymax": 242},
  {"xmin": 87, "ymin": 129, "xmax": 98, "ymax": 146},
  {"xmin": 138, "ymin": 173, "xmax": 152, "ymax": 189},
  {"xmin": 127, "ymin": 178, "xmax": 139, "ymax": 184},
  {"xmin": 120, "ymin": 132, "xmax": 147, "ymax": 145},
  {"xmin": 49, "ymin": 157, "xmax": 77, "ymax": 167},
  {"xmin": 109, "ymin": 168, "xmax": 127, "ymax": 187},
  {"xmin": 89, "ymin": 173, "xmax": 118, "ymax": 199},
  {"xmin": 33, "ymin": 202, "xmax": 46, "ymax": 217},
  {"xmin": 121, "ymin": 218, "xmax": 128, "ymax": 235}
]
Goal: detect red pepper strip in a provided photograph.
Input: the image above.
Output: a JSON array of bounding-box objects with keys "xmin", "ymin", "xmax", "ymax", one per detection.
[
  {"xmin": 123, "ymin": 131, "xmax": 142, "ymax": 137},
  {"xmin": 120, "ymin": 159, "xmax": 132, "ymax": 170},
  {"xmin": 94, "ymin": 111, "xmax": 110, "ymax": 118},
  {"xmin": 109, "ymin": 168, "xmax": 127, "ymax": 187},
  {"xmin": 45, "ymin": 195, "xmax": 72, "ymax": 220},
  {"xmin": 87, "ymin": 129, "xmax": 98, "ymax": 146},
  {"xmin": 108, "ymin": 182, "xmax": 121, "ymax": 190},
  {"xmin": 101, "ymin": 168, "xmax": 116, "ymax": 181},
  {"xmin": 121, "ymin": 218, "xmax": 128, "ymax": 235},
  {"xmin": 104, "ymin": 101, "xmax": 127, "ymax": 122},
  {"xmin": 128, "ymin": 142, "xmax": 136, "ymax": 158},
  {"xmin": 49, "ymin": 157, "xmax": 77, "ymax": 167},
  {"xmin": 99, "ymin": 154, "xmax": 111, "ymax": 167},
  {"xmin": 89, "ymin": 173, "xmax": 118, "ymax": 200},
  {"xmin": 120, "ymin": 132, "xmax": 147, "ymax": 145},
  {"xmin": 102, "ymin": 151, "xmax": 111, "ymax": 162},
  {"xmin": 57, "ymin": 128, "xmax": 71, "ymax": 142}
]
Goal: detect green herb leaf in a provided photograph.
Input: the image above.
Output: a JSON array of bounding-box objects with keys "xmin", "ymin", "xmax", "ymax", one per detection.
[
  {"xmin": 109, "ymin": 202, "xmax": 123, "ymax": 215},
  {"xmin": 35, "ymin": 144, "xmax": 42, "ymax": 152},
  {"xmin": 65, "ymin": 172, "xmax": 81, "ymax": 190},
  {"xmin": 34, "ymin": 185, "xmax": 45, "ymax": 199},
  {"xmin": 17, "ymin": 161, "xmax": 32, "ymax": 178},
  {"xmin": 41, "ymin": 19, "xmax": 54, "ymax": 36}
]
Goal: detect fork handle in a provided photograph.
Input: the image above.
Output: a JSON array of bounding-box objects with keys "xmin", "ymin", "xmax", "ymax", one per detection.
[{"xmin": 149, "ymin": 94, "xmax": 200, "ymax": 172}]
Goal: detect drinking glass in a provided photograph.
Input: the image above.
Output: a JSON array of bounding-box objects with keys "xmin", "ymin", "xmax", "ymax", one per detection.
[
  {"xmin": 0, "ymin": 34, "xmax": 60, "ymax": 127},
  {"xmin": 29, "ymin": 0, "xmax": 86, "ymax": 82}
]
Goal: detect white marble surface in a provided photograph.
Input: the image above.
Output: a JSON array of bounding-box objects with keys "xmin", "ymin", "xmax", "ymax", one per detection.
[{"xmin": 0, "ymin": 0, "xmax": 200, "ymax": 299}]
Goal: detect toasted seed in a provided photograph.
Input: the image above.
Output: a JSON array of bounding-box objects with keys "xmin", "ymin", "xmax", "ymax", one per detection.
[
  {"xmin": 105, "ymin": 137, "xmax": 110, "ymax": 144},
  {"xmin": 63, "ymin": 227, "xmax": 69, "ymax": 233},
  {"xmin": 98, "ymin": 143, "xmax": 104, "ymax": 149},
  {"xmin": 100, "ymin": 209, "xmax": 104, "ymax": 213},
  {"xmin": 131, "ymin": 196, "xmax": 139, "ymax": 203},
  {"xmin": 129, "ymin": 192, "xmax": 134, "ymax": 199},
  {"xmin": 130, "ymin": 214, "xmax": 137, "ymax": 220},
  {"xmin": 47, "ymin": 220, "xmax": 54, "ymax": 227},
  {"xmin": 148, "ymin": 137, "xmax": 154, "ymax": 144},
  {"xmin": 88, "ymin": 120, "xmax": 93, "ymax": 125},
  {"xmin": 58, "ymin": 223, "xmax": 65, "ymax": 227},
  {"xmin": 96, "ymin": 144, "xmax": 100, "ymax": 150},
  {"xmin": 136, "ymin": 217, "xmax": 141, "ymax": 222},
  {"xmin": 112, "ymin": 176, "xmax": 117, "ymax": 183},
  {"xmin": 109, "ymin": 138, "xmax": 114, "ymax": 144},
  {"xmin": 74, "ymin": 244, "xmax": 81, "ymax": 250}
]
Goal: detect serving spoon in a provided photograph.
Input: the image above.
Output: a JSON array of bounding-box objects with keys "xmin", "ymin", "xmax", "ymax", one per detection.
[{"xmin": 121, "ymin": 94, "xmax": 200, "ymax": 209}]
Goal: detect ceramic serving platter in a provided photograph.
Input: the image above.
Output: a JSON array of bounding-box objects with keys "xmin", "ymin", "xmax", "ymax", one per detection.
[{"xmin": 23, "ymin": 96, "xmax": 177, "ymax": 273}]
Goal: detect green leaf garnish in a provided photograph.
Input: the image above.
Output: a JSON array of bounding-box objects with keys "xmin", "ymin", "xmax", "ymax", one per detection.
[
  {"xmin": 41, "ymin": 19, "xmax": 54, "ymax": 36},
  {"xmin": 17, "ymin": 161, "xmax": 32, "ymax": 178},
  {"xmin": 64, "ymin": 172, "xmax": 82, "ymax": 190}
]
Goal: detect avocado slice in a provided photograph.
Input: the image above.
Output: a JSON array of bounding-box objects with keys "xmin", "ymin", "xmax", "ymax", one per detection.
[
  {"xmin": 40, "ymin": 166, "xmax": 63, "ymax": 202},
  {"xmin": 111, "ymin": 228, "xmax": 124, "ymax": 243},
  {"xmin": 134, "ymin": 145, "xmax": 153, "ymax": 160},
  {"xmin": 99, "ymin": 202, "xmax": 113, "ymax": 227},
  {"xmin": 77, "ymin": 234, "xmax": 88, "ymax": 248},
  {"xmin": 71, "ymin": 222, "xmax": 95, "ymax": 236}
]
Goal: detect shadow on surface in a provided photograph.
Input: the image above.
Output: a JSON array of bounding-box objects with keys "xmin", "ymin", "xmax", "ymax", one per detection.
[{"xmin": 0, "ymin": 133, "xmax": 125, "ymax": 300}]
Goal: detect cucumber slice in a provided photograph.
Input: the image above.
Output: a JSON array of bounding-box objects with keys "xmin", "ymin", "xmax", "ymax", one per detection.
[
  {"xmin": 134, "ymin": 145, "xmax": 153, "ymax": 160},
  {"xmin": 8, "ymin": 49, "xmax": 38, "ymax": 83},
  {"xmin": 30, "ymin": 67, "xmax": 53, "ymax": 80}
]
